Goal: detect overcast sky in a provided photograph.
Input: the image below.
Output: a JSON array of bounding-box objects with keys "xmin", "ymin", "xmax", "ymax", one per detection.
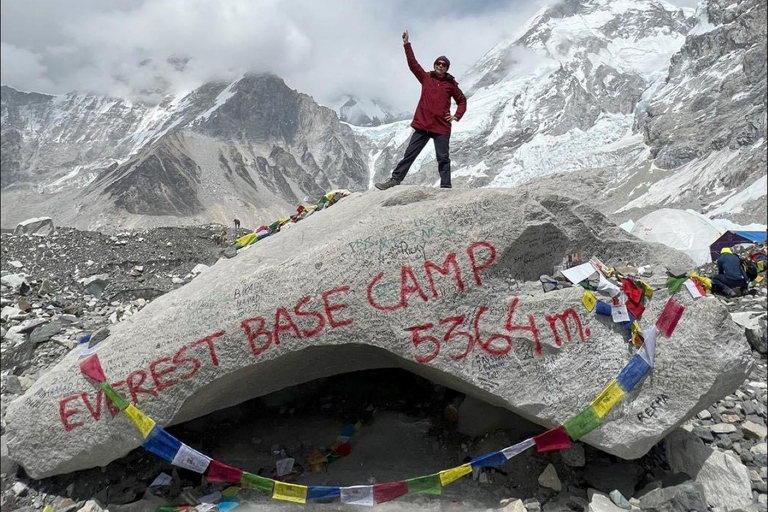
[{"xmin": 1, "ymin": 0, "xmax": 700, "ymax": 112}]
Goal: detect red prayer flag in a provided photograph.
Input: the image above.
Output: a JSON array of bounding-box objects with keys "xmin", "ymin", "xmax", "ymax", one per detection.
[
  {"xmin": 655, "ymin": 298, "xmax": 684, "ymax": 337},
  {"xmin": 533, "ymin": 426, "xmax": 572, "ymax": 452},
  {"xmin": 373, "ymin": 481, "xmax": 408, "ymax": 504},
  {"xmin": 206, "ymin": 460, "xmax": 243, "ymax": 484},
  {"xmin": 79, "ymin": 354, "xmax": 107, "ymax": 383},
  {"xmin": 334, "ymin": 442, "xmax": 352, "ymax": 457},
  {"xmin": 622, "ymin": 279, "xmax": 644, "ymax": 303},
  {"xmin": 625, "ymin": 299, "xmax": 645, "ymax": 319}
]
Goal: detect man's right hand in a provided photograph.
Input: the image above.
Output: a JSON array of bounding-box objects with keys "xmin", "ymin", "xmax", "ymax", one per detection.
[{"xmin": 402, "ymin": 30, "xmax": 409, "ymax": 44}]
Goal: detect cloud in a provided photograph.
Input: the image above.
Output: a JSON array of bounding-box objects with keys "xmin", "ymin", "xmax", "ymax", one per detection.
[{"xmin": 0, "ymin": 43, "xmax": 56, "ymax": 93}]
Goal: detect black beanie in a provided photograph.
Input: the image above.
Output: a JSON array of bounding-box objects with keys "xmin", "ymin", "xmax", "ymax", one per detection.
[{"xmin": 434, "ymin": 56, "xmax": 450, "ymax": 69}]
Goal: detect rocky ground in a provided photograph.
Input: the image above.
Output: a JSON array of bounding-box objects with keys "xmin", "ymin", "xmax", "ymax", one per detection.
[{"xmin": 1, "ymin": 226, "xmax": 766, "ymax": 512}]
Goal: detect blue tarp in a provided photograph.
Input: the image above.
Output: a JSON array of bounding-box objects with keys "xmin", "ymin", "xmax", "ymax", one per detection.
[{"xmin": 710, "ymin": 231, "xmax": 767, "ymax": 261}]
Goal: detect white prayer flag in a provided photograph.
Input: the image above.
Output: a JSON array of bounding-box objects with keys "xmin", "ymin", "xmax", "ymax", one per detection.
[
  {"xmin": 611, "ymin": 305, "xmax": 631, "ymax": 323},
  {"xmin": 196, "ymin": 504, "xmax": 216, "ymax": 512},
  {"xmin": 501, "ymin": 438, "xmax": 535, "ymax": 459},
  {"xmin": 560, "ymin": 263, "xmax": 597, "ymax": 285},
  {"xmin": 639, "ymin": 327, "xmax": 657, "ymax": 367},
  {"xmin": 597, "ymin": 274, "xmax": 621, "ymax": 297},
  {"xmin": 200, "ymin": 491, "xmax": 221, "ymax": 504},
  {"xmin": 340, "ymin": 486, "xmax": 374, "ymax": 506},
  {"xmin": 684, "ymin": 279, "xmax": 704, "ymax": 299},
  {"xmin": 149, "ymin": 472, "xmax": 172, "ymax": 488},
  {"xmin": 276, "ymin": 457, "xmax": 295, "ymax": 477},
  {"xmin": 172, "ymin": 444, "xmax": 211, "ymax": 473},
  {"xmin": 78, "ymin": 344, "xmax": 101, "ymax": 358}
]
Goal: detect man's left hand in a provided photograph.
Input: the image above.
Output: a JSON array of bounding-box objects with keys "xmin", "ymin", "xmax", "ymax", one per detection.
[{"xmin": 445, "ymin": 114, "xmax": 457, "ymax": 122}]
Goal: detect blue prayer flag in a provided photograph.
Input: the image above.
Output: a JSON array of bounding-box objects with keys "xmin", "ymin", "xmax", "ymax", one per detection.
[
  {"xmin": 595, "ymin": 301, "xmax": 611, "ymax": 316},
  {"xmin": 469, "ymin": 451, "xmax": 506, "ymax": 468},
  {"xmin": 307, "ymin": 486, "xmax": 341, "ymax": 502},
  {"xmin": 616, "ymin": 354, "xmax": 651, "ymax": 392},
  {"xmin": 340, "ymin": 424, "xmax": 356, "ymax": 437},
  {"xmin": 142, "ymin": 426, "xmax": 181, "ymax": 463}
]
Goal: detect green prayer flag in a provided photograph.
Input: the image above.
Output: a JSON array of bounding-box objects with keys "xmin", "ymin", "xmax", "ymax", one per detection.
[
  {"xmin": 406, "ymin": 474, "xmax": 442, "ymax": 495},
  {"xmin": 241, "ymin": 472, "xmax": 274, "ymax": 494},
  {"xmin": 666, "ymin": 276, "xmax": 687, "ymax": 295},
  {"xmin": 564, "ymin": 406, "xmax": 602, "ymax": 440},
  {"xmin": 101, "ymin": 383, "xmax": 129, "ymax": 410}
]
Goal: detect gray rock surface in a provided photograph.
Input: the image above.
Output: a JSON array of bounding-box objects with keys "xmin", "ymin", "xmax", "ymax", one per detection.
[
  {"xmin": 638, "ymin": 480, "xmax": 708, "ymax": 512},
  {"xmin": 665, "ymin": 428, "xmax": 753, "ymax": 509},
  {"xmin": 13, "ymin": 217, "xmax": 54, "ymax": 236},
  {"xmin": 3, "ymin": 188, "xmax": 754, "ymax": 479}
]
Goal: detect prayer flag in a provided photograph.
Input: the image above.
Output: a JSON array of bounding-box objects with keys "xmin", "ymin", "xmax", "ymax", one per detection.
[
  {"xmin": 533, "ymin": 426, "xmax": 572, "ymax": 452},
  {"xmin": 560, "ymin": 262, "xmax": 597, "ymax": 285},
  {"xmin": 340, "ymin": 424, "xmax": 356, "ymax": 437},
  {"xmin": 374, "ymin": 481, "xmax": 408, "ymax": 504},
  {"xmin": 221, "ymin": 487, "xmax": 240, "ymax": 498},
  {"xmin": 207, "ymin": 460, "xmax": 243, "ymax": 484},
  {"xmin": 470, "ymin": 451, "xmax": 506, "ymax": 468},
  {"xmin": 172, "ymin": 443, "xmax": 211, "ymax": 473},
  {"xmin": 684, "ymin": 279, "xmax": 705, "ymax": 299},
  {"xmin": 638, "ymin": 280, "xmax": 654, "ymax": 298},
  {"xmin": 666, "ymin": 275, "xmax": 687, "ymax": 295},
  {"xmin": 611, "ymin": 304, "xmax": 631, "ymax": 323},
  {"xmin": 101, "ymin": 383, "xmax": 129, "ymax": 410},
  {"xmin": 655, "ymin": 298, "xmax": 684, "ymax": 337},
  {"xmin": 217, "ymin": 501, "xmax": 240, "ymax": 512},
  {"xmin": 581, "ymin": 291, "xmax": 597, "ymax": 312},
  {"xmin": 124, "ymin": 405, "xmax": 155, "ymax": 438},
  {"xmin": 439, "ymin": 464, "xmax": 472, "ymax": 486},
  {"xmin": 406, "ymin": 474, "xmax": 442, "ymax": 495},
  {"xmin": 625, "ymin": 299, "xmax": 645, "ymax": 320},
  {"xmin": 307, "ymin": 486, "xmax": 341, "ymax": 502},
  {"xmin": 689, "ymin": 272, "xmax": 712, "ymax": 292},
  {"xmin": 273, "ymin": 481, "xmax": 308, "ymax": 504},
  {"xmin": 616, "ymin": 354, "xmax": 651, "ymax": 392},
  {"xmin": 340, "ymin": 485, "xmax": 374, "ymax": 506},
  {"xmin": 639, "ymin": 327, "xmax": 657, "ymax": 367},
  {"xmin": 142, "ymin": 426, "xmax": 181, "ymax": 463},
  {"xmin": 241, "ymin": 472, "xmax": 274, "ymax": 494},
  {"xmin": 502, "ymin": 438, "xmax": 535, "ymax": 459},
  {"xmin": 595, "ymin": 300, "xmax": 612, "ymax": 316},
  {"xmin": 622, "ymin": 279, "xmax": 644, "ymax": 304},
  {"xmin": 563, "ymin": 406, "xmax": 601, "ymax": 441},
  {"xmin": 591, "ymin": 380, "xmax": 625, "ymax": 418},
  {"xmin": 597, "ymin": 274, "xmax": 621, "ymax": 297},
  {"xmin": 79, "ymin": 354, "xmax": 106, "ymax": 383}
]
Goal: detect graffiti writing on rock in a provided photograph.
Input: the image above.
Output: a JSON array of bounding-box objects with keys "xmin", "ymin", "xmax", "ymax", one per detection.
[{"xmin": 636, "ymin": 394, "xmax": 670, "ymax": 422}]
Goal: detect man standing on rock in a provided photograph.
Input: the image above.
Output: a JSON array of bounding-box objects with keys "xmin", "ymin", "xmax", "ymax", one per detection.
[{"xmin": 375, "ymin": 30, "xmax": 467, "ymax": 190}]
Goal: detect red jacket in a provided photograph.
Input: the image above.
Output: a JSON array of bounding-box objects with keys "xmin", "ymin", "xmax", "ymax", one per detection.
[{"xmin": 404, "ymin": 43, "xmax": 467, "ymax": 136}]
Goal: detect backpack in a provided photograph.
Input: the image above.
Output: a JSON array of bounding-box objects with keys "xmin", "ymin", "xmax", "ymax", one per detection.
[{"xmin": 741, "ymin": 257, "xmax": 759, "ymax": 281}]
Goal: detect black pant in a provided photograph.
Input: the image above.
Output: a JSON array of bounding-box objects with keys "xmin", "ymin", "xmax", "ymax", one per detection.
[
  {"xmin": 391, "ymin": 129, "xmax": 452, "ymax": 188},
  {"xmin": 712, "ymin": 274, "xmax": 747, "ymax": 293}
]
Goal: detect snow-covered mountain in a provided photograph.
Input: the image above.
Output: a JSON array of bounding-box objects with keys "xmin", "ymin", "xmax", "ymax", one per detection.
[
  {"xmin": 354, "ymin": 0, "xmax": 766, "ymax": 225},
  {"xmin": 329, "ymin": 95, "xmax": 408, "ymax": 127},
  {"xmin": 1, "ymin": 75, "xmax": 368, "ymax": 231}
]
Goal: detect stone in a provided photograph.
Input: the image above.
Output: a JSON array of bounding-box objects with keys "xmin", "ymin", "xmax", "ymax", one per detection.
[
  {"xmin": 561, "ymin": 444, "xmax": 586, "ymax": 468},
  {"xmin": 730, "ymin": 311, "xmax": 767, "ymax": 354},
  {"xmin": 2, "ymin": 190, "xmax": 752, "ymax": 478},
  {"xmin": 587, "ymin": 491, "xmax": 625, "ymax": 512},
  {"xmin": 171, "ymin": 277, "xmax": 184, "ymax": 284},
  {"xmin": 191, "ymin": 264, "xmax": 209, "ymax": 275},
  {"xmin": 1, "ymin": 436, "xmax": 18, "ymax": 476},
  {"xmin": 76, "ymin": 500, "xmax": 105, "ymax": 512},
  {"xmin": 710, "ymin": 423, "xmax": 738, "ymax": 434},
  {"xmin": 12, "ymin": 481, "xmax": 28, "ymax": 497},
  {"xmin": 697, "ymin": 409, "xmax": 711, "ymax": 420},
  {"xmin": 742, "ymin": 420, "xmax": 767, "ymax": 440},
  {"xmin": 502, "ymin": 499, "xmax": 527, "ymax": 512},
  {"xmin": 81, "ymin": 274, "xmax": 110, "ymax": 300},
  {"xmin": 608, "ymin": 490, "xmax": 630, "ymax": 510},
  {"xmin": 37, "ymin": 279, "xmax": 54, "ymax": 296},
  {"xmin": 29, "ymin": 321, "xmax": 63, "ymax": 344},
  {"xmin": 665, "ymin": 429, "xmax": 753, "ymax": 509},
  {"xmin": 751, "ymin": 442, "xmax": 767, "ymax": 466},
  {"xmin": 1, "ymin": 274, "xmax": 29, "ymax": 294},
  {"xmin": 14, "ymin": 217, "xmax": 54, "ymax": 236},
  {"xmin": 721, "ymin": 413, "xmax": 741, "ymax": 424},
  {"xmin": 638, "ymin": 480, "xmax": 707, "ymax": 512},
  {"xmin": 538, "ymin": 464, "xmax": 561, "ymax": 492}
]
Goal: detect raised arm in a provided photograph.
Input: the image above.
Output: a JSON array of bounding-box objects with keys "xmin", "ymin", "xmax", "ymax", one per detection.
[{"xmin": 402, "ymin": 30, "xmax": 426, "ymax": 83}]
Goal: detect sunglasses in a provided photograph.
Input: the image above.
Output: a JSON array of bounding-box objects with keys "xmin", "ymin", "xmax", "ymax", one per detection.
[{"xmin": 435, "ymin": 62, "xmax": 448, "ymax": 68}]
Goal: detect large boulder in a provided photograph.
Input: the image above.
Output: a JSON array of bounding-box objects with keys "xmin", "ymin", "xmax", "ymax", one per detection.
[
  {"xmin": 4, "ymin": 188, "xmax": 753, "ymax": 478},
  {"xmin": 14, "ymin": 217, "xmax": 54, "ymax": 236}
]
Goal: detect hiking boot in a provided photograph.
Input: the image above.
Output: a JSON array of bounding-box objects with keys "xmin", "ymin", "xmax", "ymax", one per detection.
[
  {"xmin": 721, "ymin": 285, "xmax": 738, "ymax": 298},
  {"xmin": 375, "ymin": 178, "xmax": 400, "ymax": 190}
]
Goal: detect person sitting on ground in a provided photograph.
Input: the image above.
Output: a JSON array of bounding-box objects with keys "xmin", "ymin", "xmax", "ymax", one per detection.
[{"xmin": 711, "ymin": 247, "xmax": 748, "ymax": 298}]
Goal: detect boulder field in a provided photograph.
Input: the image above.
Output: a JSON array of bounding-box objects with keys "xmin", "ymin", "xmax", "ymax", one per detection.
[{"xmin": 4, "ymin": 188, "xmax": 753, "ymax": 478}]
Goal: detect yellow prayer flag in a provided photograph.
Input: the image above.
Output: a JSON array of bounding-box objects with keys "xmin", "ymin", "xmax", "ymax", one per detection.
[
  {"xmin": 638, "ymin": 280, "xmax": 654, "ymax": 298},
  {"xmin": 124, "ymin": 404, "xmax": 156, "ymax": 438},
  {"xmin": 221, "ymin": 486, "xmax": 240, "ymax": 498},
  {"xmin": 439, "ymin": 463, "xmax": 472, "ymax": 486},
  {"xmin": 43, "ymin": 507, "xmax": 55, "ymax": 512},
  {"xmin": 273, "ymin": 481, "xmax": 307, "ymax": 504},
  {"xmin": 688, "ymin": 272, "xmax": 712, "ymax": 292},
  {"xmin": 591, "ymin": 380, "xmax": 625, "ymax": 418},
  {"xmin": 581, "ymin": 290, "xmax": 597, "ymax": 312}
]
